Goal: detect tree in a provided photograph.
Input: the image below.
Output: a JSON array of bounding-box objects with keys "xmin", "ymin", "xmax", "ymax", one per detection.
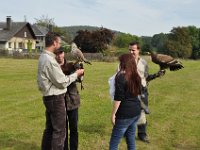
[
  {"xmin": 34, "ymin": 15, "xmax": 71, "ymax": 42},
  {"xmin": 165, "ymin": 27, "xmax": 192, "ymax": 58},
  {"xmin": 34, "ymin": 15, "xmax": 55, "ymax": 28},
  {"xmin": 27, "ymin": 40, "xmax": 32, "ymax": 53},
  {"xmin": 113, "ymin": 33, "xmax": 141, "ymax": 48},
  {"xmin": 151, "ymin": 33, "xmax": 168, "ymax": 53},
  {"xmin": 187, "ymin": 26, "xmax": 200, "ymax": 59},
  {"xmin": 141, "ymin": 36, "xmax": 152, "ymax": 53},
  {"xmin": 73, "ymin": 28, "xmax": 114, "ymax": 53}
]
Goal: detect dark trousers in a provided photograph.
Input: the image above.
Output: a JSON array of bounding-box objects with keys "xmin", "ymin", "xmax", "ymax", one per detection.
[
  {"xmin": 42, "ymin": 94, "xmax": 66, "ymax": 150},
  {"xmin": 64, "ymin": 108, "xmax": 78, "ymax": 150},
  {"xmin": 138, "ymin": 89, "xmax": 148, "ymax": 138},
  {"xmin": 138, "ymin": 123, "xmax": 147, "ymax": 138}
]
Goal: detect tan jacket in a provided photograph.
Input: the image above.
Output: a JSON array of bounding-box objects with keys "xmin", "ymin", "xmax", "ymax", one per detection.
[{"xmin": 37, "ymin": 50, "xmax": 78, "ymax": 96}]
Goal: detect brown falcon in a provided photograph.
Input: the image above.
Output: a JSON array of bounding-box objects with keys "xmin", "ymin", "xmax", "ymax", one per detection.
[
  {"xmin": 146, "ymin": 51, "xmax": 184, "ymax": 71},
  {"xmin": 71, "ymin": 42, "xmax": 92, "ymax": 65}
]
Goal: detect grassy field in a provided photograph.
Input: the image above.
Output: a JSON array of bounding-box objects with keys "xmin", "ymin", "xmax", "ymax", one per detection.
[{"xmin": 0, "ymin": 58, "xmax": 200, "ymax": 150}]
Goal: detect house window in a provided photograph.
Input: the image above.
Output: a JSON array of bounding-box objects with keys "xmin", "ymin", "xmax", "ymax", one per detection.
[
  {"xmin": 8, "ymin": 42, "xmax": 12, "ymax": 48},
  {"xmin": 37, "ymin": 36, "xmax": 42, "ymax": 41},
  {"xmin": 18, "ymin": 42, "xmax": 23, "ymax": 48},
  {"xmin": 24, "ymin": 32, "xmax": 27, "ymax": 37}
]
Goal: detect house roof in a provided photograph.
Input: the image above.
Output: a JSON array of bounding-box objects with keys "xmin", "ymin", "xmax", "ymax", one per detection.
[
  {"xmin": 32, "ymin": 24, "xmax": 49, "ymax": 36},
  {"xmin": 0, "ymin": 22, "xmax": 36, "ymax": 42},
  {"xmin": 0, "ymin": 22, "xmax": 6, "ymax": 29}
]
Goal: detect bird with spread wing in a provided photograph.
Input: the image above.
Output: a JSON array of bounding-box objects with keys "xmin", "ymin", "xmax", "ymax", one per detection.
[
  {"xmin": 71, "ymin": 42, "xmax": 92, "ymax": 65},
  {"xmin": 146, "ymin": 51, "xmax": 184, "ymax": 71}
]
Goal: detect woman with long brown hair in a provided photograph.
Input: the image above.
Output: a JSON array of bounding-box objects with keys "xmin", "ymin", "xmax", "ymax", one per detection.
[{"xmin": 109, "ymin": 53, "xmax": 141, "ymax": 150}]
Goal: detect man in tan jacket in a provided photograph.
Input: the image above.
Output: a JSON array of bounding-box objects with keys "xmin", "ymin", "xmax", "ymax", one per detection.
[{"xmin": 37, "ymin": 32, "xmax": 84, "ymax": 150}]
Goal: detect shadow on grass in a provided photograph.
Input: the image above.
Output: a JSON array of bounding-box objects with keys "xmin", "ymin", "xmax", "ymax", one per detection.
[
  {"xmin": 0, "ymin": 138, "xmax": 40, "ymax": 150},
  {"xmin": 172, "ymin": 143, "xmax": 200, "ymax": 150},
  {"xmin": 79, "ymin": 123, "xmax": 107, "ymax": 135},
  {"xmin": 0, "ymin": 131, "xmax": 40, "ymax": 150}
]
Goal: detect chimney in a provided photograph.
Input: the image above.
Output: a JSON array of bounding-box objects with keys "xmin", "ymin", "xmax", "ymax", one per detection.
[{"xmin": 6, "ymin": 16, "xmax": 12, "ymax": 30}]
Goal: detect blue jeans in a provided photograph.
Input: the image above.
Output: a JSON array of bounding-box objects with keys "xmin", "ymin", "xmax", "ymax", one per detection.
[{"xmin": 109, "ymin": 115, "xmax": 140, "ymax": 150}]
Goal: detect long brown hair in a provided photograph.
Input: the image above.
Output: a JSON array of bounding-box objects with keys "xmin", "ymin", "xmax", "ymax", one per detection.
[{"xmin": 118, "ymin": 53, "xmax": 141, "ymax": 96}]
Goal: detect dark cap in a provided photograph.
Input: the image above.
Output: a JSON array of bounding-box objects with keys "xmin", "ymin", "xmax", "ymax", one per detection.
[{"xmin": 55, "ymin": 47, "xmax": 64, "ymax": 54}]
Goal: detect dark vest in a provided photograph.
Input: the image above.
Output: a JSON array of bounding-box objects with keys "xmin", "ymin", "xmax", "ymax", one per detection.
[{"xmin": 61, "ymin": 59, "xmax": 80, "ymax": 111}]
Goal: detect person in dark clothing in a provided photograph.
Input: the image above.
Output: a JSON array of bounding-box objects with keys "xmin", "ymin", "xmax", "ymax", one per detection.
[
  {"xmin": 55, "ymin": 48, "xmax": 82, "ymax": 150},
  {"xmin": 109, "ymin": 53, "xmax": 141, "ymax": 150}
]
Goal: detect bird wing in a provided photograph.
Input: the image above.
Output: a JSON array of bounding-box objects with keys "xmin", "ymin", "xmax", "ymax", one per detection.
[
  {"xmin": 72, "ymin": 48, "xmax": 85, "ymax": 61},
  {"xmin": 71, "ymin": 43, "xmax": 92, "ymax": 65},
  {"xmin": 71, "ymin": 43, "xmax": 84, "ymax": 60},
  {"xmin": 156, "ymin": 54, "xmax": 175, "ymax": 63},
  {"xmin": 150, "ymin": 52, "xmax": 183, "ymax": 71}
]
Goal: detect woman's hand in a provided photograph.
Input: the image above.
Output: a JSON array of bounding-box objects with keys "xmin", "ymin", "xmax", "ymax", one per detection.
[
  {"xmin": 111, "ymin": 101, "xmax": 121, "ymax": 126},
  {"xmin": 111, "ymin": 114, "xmax": 116, "ymax": 125}
]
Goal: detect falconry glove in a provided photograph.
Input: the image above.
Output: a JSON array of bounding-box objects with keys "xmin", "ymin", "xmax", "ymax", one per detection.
[
  {"xmin": 156, "ymin": 70, "xmax": 166, "ymax": 77},
  {"xmin": 146, "ymin": 70, "xmax": 165, "ymax": 82},
  {"xmin": 74, "ymin": 62, "xmax": 84, "ymax": 90}
]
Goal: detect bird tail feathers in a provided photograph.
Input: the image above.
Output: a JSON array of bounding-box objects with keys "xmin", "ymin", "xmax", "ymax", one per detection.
[
  {"xmin": 169, "ymin": 63, "xmax": 184, "ymax": 71},
  {"xmin": 84, "ymin": 59, "xmax": 92, "ymax": 65}
]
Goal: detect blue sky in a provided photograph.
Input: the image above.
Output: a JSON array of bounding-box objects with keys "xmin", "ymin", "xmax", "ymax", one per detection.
[{"xmin": 0, "ymin": 0, "xmax": 199, "ymax": 36}]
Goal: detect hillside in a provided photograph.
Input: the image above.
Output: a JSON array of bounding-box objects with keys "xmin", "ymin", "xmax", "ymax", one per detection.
[{"xmin": 61, "ymin": 25, "xmax": 121, "ymax": 40}]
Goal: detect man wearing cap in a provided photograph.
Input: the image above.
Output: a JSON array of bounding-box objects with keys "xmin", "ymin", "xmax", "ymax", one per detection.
[
  {"xmin": 55, "ymin": 47, "xmax": 81, "ymax": 150},
  {"xmin": 37, "ymin": 32, "xmax": 84, "ymax": 150}
]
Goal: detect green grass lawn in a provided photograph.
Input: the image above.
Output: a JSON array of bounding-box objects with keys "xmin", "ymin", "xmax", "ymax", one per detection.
[{"xmin": 0, "ymin": 58, "xmax": 200, "ymax": 150}]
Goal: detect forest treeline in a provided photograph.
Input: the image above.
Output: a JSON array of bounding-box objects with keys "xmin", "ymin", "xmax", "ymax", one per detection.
[
  {"xmin": 35, "ymin": 16, "xmax": 200, "ymax": 59},
  {"xmin": 62, "ymin": 25, "xmax": 200, "ymax": 59}
]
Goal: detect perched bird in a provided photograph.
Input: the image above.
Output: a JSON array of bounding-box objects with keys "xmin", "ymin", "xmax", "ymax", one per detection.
[
  {"xmin": 146, "ymin": 51, "xmax": 184, "ymax": 71},
  {"xmin": 71, "ymin": 42, "xmax": 92, "ymax": 65}
]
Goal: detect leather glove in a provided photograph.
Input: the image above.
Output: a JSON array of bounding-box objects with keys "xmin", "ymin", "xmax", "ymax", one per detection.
[{"xmin": 156, "ymin": 70, "xmax": 166, "ymax": 77}]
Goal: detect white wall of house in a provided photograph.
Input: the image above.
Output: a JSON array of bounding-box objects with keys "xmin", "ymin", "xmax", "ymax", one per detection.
[{"xmin": 5, "ymin": 37, "xmax": 36, "ymax": 51}]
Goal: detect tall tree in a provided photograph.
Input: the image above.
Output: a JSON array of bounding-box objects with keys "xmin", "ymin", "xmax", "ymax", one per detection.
[
  {"xmin": 165, "ymin": 27, "xmax": 192, "ymax": 58},
  {"xmin": 34, "ymin": 15, "xmax": 71, "ymax": 42},
  {"xmin": 141, "ymin": 36, "xmax": 152, "ymax": 53},
  {"xmin": 187, "ymin": 26, "xmax": 200, "ymax": 59},
  {"xmin": 34, "ymin": 15, "xmax": 55, "ymax": 28},
  {"xmin": 151, "ymin": 33, "xmax": 168, "ymax": 53}
]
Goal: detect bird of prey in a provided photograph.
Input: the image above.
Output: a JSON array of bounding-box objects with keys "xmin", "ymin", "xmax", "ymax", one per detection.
[
  {"xmin": 71, "ymin": 42, "xmax": 92, "ymax": 65},
  {"xmin": 146, "ymin": 51, "xmax": 184, "ymax": 71}
]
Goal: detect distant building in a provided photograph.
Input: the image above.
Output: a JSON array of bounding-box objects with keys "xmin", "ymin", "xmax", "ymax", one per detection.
[
  {"xmin": 32, "ymin": 24, "xmax": 49, "ymax": 52},
  {"xmin": 0, "ymin": 16, "xmax": 36, "ymax": 53}
]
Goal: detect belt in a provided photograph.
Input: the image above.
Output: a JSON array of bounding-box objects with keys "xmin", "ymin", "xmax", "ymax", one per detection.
[{"xmin": 43, "ymin": 93, "xmax": 65, "ymax": 101}]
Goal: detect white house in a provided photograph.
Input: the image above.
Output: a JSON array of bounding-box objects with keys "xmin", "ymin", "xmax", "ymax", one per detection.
[{"xmin": 0, "ymin": 16, "xmax": 36, "ymax": 53}]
